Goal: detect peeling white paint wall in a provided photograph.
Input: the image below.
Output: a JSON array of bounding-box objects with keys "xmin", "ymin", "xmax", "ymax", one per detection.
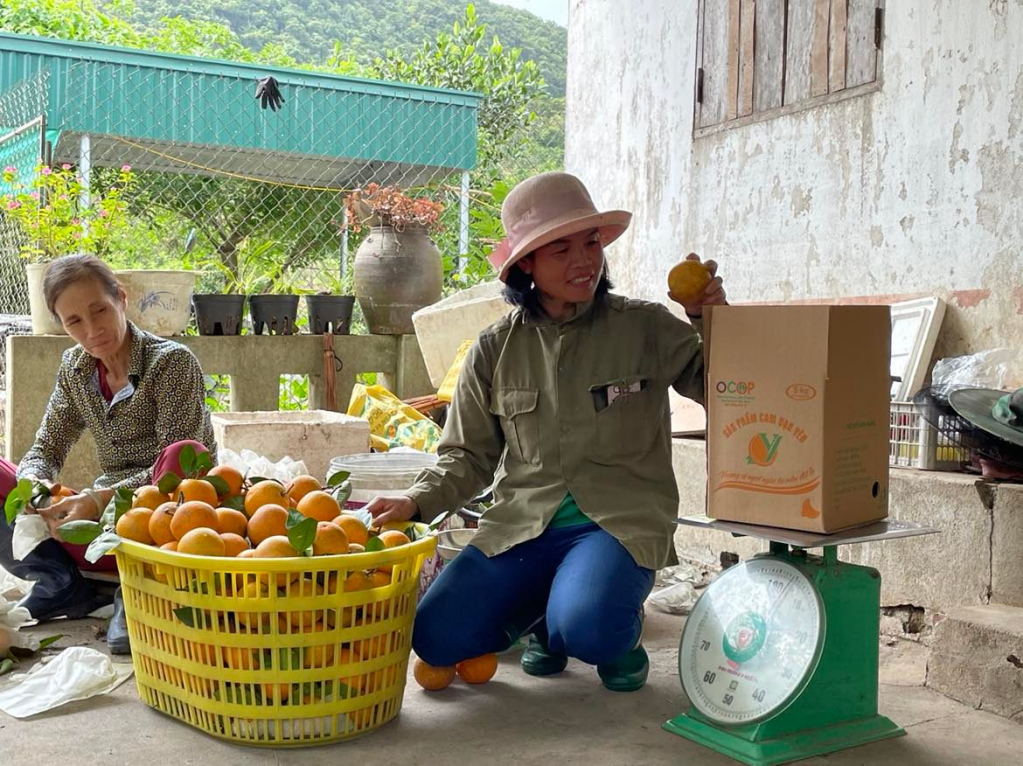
[{"xmin": 565, "ymin": 0, "xmax": 1023, "ymax": 357}]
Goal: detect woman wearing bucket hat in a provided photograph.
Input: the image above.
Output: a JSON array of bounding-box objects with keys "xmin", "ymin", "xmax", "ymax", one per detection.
[{"xmin": 368, "ymin": 171, "xmax": 726, "ymax": 691}]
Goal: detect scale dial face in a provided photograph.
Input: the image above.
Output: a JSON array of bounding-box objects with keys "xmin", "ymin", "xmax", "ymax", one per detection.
[{"xmin": 679, "ymin": 557, "xmax": 825, "ymax": 726}]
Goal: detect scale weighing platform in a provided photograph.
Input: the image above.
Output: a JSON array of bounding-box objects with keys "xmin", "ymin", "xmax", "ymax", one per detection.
[{"xmin": 664, "ymin": 516, "xmax": 939, "ymax": 766}]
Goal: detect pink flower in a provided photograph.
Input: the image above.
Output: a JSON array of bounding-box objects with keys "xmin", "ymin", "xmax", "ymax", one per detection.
[
  {"xmin": 59, "ymin": 195, "xmax": 68, "ymax": 201},
  {"xmin": 61, "ymin": 164, "xmax": 71, "ymax": 171},
  {"xmin": 73, "ymin": 232, "xmax": 81, "ymax": 239},
  {"xmin": 99, "ymin": 209, "xmax": 109, "ymax": 217},
  {"xmin": 72, "ymin": 218, "xmax": 80, "ymax": 226},
  {"xmin": 7, "ymin": 200, "xmax": 20, "ymax": 210},
  {"xmin": 121, "ymin": 164, "xmax": 132, "ymax": 172},
  {"xmin": 29, "ymin": 192, "xmax": 39, "ymax": 200},
  {"xmin": 40, "ymin": 167, "xmax": 52, "ymax": 175},
  {"xmin": 3, "ymin": 166, "xmax": 14, "ymax": 174}
]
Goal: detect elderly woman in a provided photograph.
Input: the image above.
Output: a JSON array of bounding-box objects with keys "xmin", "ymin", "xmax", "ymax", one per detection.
[
  {"xmin": 369, "ymin": 172, "xmax": 726, "ymax": 692},
  {"xmin": 0, "ymin": 255, "xmax": 216, "ymax": 650}
]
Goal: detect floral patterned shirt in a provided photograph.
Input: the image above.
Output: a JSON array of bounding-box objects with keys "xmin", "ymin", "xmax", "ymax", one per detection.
[{"xmin": 18, "ymin": 323, "xmax": 217, "ymax": 489}]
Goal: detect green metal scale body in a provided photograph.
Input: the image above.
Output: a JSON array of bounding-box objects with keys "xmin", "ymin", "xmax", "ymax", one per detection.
[{"xmin": 664, "ymin": 542, "xmax": 904, "ymax": 765}]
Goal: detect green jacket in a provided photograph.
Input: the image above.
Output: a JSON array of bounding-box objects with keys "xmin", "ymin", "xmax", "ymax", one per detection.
[{"xmin": 406, "ymin": 292, "xmax": 705, "ymax": 570}]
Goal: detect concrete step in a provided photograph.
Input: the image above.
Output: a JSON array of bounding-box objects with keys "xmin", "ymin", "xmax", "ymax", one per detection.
[{"xmin": 926, "ymin": 604, "xmax": 1023, "ymax": 722}]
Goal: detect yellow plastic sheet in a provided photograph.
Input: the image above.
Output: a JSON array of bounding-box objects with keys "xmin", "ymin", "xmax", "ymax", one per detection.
[
  {"xmin": 436, "ymin": 339, "xmax": 474, "ymax": 403},
  {"xmin": 347, "ymin": 383, "xmax": 442, "ymax": 453}
]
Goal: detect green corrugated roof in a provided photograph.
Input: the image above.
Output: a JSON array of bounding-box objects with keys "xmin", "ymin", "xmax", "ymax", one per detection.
[{"xmin": 0, "ymin": 32, "xmax": 480, "ymax": 182}]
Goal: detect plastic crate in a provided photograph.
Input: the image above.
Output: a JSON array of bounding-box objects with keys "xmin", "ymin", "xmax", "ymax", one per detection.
[
  {"xmin": 114, "ymin": 527, "xmax": 436, "ymax": 747},
  {"xmin": 889, "ymin": 401, "xmax": 969, "ymax": 470}
]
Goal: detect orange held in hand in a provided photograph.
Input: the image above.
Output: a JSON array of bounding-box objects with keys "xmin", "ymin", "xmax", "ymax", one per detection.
[
  {"xmin": 413, "ymin": 657, "xmax": 456, "ymax": 691},
  {"xmin": 668, "ymin": 259, "xmax": 712, "ymax": 303},
  {"xmin": 456, "ymin": 653, "xmax": 498, "ymax": 684}
]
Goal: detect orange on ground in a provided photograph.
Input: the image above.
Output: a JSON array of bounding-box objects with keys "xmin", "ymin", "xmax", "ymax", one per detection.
[
  {"xmin": 160, "ymin": 541, "xmax": 177, "ymax": 551},
  {"xmin": 312, "ymin": 521, "xmax": 348, "ymax": 556},
  {"xmin": 456, "ymin": 653, "xmax": 498, "ymax": 684},
  {"xmin": 247, "ymin": 504, "xmax": 289, "ymax": 546},
  {"xmin": 177, "ymin": 527, "xmax": 226, "ymax": 556},
  {"xmin": 667, "ymin": 259, "xmax": 712, "ymax": 303},
  {"xmin": 176, "ymin": 478, "xmax": 220, "ymax": 507},
  {"xmin": 216, "ymin": 507, "xmax": 248, "ymax": 537},
  {"xmin": 253, "ymin": 535, "xmax": 302, "ymax": 586},
  {"xmin": 245, "ymin": 480, "xmax": 289, "ymax": 518},
  {"xmin": 115, "ymin": 508, "xmax": 155, "ymax": 545},
  {"xmin": 220, "ymin": 532, "xmax": 250, "ymax": 557},
  {"xmin": 149, "ymin": 502, "xmax": 177, "ymax": 546},
  {"xmin": 287, "ymin": 475, "xmax": 321, "ymax": 506},
  {"xmin": 297, "ymin": 490, "xmax": 341, "ymax": 522},
  {"xmin": 413, "ymin": 658, "xmax": 456, "ymax": 691},
  {"xmin": 133, "ymin": 485, "xmax": 168, "ymax": 511},
  {"xmin": 208, "ymin": 465, "xmax": 244, "ymax": 497},
  {"xmin": 332, "ymin": 515, "xmax": 369, "ymax": 546},
  {"xmin": 169, "ymin": 501, "xmax": 219, "ymax": 541}
]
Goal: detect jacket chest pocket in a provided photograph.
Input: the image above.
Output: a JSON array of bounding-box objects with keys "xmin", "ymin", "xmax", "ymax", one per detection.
[
  {"xmin": 490, "ymin": 388, "xmax": 541, "ymax": 467},
  {"xmin": 590, "ymin": 375, "xmax": 661, "ymax": 461}
]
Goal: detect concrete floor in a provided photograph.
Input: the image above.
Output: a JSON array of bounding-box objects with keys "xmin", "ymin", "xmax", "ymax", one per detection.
[{"xmin": 4, "ymin": 610, "xmax": 1023, "ymax": 766}]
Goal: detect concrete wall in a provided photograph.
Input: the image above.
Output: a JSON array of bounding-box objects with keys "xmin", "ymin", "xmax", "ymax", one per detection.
[
  {"xmin": 566, "ymin": 0, "xmax": 1023, "ymax": 357},
  {"xmin": 5, "ymin": 334, "xmax": 431, "ymax": 489}
]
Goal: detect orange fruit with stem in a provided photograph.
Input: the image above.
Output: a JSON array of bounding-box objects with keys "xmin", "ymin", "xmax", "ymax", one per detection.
[
  {"xmin": 176, "ymin": 478, "xmax": 219, "ymax": 507},
  {"xmin": 149, "ymin": 501, "xmax": 177, "ymax": 546},
  {"xmin": 220, "ymin": 532, "xmax": 250, "ymax": 557},
  {"xmin": 332, "ymin": 515, "xmax": 369, "ymax": 546},
  {"xmin": 177, "ymin": 527, "xmax": 227, "ymax": 556},
  {"xmin": 133, "ymin": 485, "xmax": 169, "ymax": 511},
  {"xmin": 169, "ymin": 501, "xmax": 218, "ymax": 541},
  {"xmin": 456, "ymin": 653, "xmax": 498, "ymax": 684},
  {"xmin": 297, "ymin": 490, "xmax": 341, "ymax": 522},
  {"xmin": 208, "ymin": 465, "xmax": 244, "ymax": 497},
  {"xmin": 413, "ymin": 658, "xmax": 456, "ymax": 691},
  {"xmin": 312, "ymin": 521, "xmax": 349, "ymax": 556},
  {"xmin": 247, "ymin": 504, "xmax": 289, "ymax": 546},
  {"xmin": 115, "ymin": 508, "xmax": 155, "ymax": 545},
  {"xmin": 245, "ymin": 480, "xmax": 289, "ymax": 518},
  {"xmin": 287, "ymin": 475, "xmax": 321, "ymax": 506},
  {"xmin": 216, "ymin": 508, "xmax": 249, "ymax": 537}
]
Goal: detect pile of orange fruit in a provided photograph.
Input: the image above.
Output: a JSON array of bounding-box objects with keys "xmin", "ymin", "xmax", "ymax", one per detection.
[{"xmin": 114, "ymin": 466, "xmax": 412, "ymax": 560}]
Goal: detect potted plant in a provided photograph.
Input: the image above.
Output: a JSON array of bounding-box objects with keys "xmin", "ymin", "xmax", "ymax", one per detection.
[
  {"xmin": 344, "ymin": 184, "xmax": 444, "ymax": 335},
  {"xmin": 246, "ymin": 261, "xmax": 303, "ymax": 336},
  {"xmin": 1, "ymin": 163, "xmax": 136, "ymax": 335},
  {"xmin": 305, "ymin": 270, "xmax": 356, "ymax": 335}
]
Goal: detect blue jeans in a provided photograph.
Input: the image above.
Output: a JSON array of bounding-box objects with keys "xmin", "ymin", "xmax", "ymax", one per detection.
[{"xmin": 413, "ymin": 523, "xmax": 655, "ymax": 667}]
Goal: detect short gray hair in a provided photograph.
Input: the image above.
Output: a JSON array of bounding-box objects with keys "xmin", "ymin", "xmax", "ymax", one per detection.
[{"xmin": 43, "ymin": 254, "xmax": 122, "ymax": 317}]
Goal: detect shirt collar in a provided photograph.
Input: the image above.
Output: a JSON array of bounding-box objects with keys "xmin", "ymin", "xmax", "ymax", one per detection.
[{"xmin": 522, "ymin": 296, "xmax": 600, "ymax": 328}]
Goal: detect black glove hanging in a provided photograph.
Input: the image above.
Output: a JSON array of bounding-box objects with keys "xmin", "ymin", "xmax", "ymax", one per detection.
[{"xmin": 254, "ymin": 76, "xmax": 285, "ymax": 111}]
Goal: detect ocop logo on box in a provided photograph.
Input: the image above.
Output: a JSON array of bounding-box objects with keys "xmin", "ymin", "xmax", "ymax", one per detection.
[{"xmin": 715, "ymin": 380, "xmax": 755, "ymax": 396}]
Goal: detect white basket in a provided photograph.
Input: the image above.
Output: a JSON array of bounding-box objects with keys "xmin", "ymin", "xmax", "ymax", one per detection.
[{"xmin": 889, "ymin": 401, "xmax": 969, "ymax": 471}]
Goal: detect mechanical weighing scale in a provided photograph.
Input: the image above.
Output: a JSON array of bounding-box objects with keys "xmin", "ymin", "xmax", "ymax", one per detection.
[{"xmin": 664, "ymin": 516, "xmax": 939, "ymax": 766}]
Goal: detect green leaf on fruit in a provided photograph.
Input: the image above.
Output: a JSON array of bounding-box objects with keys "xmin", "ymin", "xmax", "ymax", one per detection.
[
  {"xmin": 56, "ymin": 520, "xmax": 104, "ymax": 545},
  {"xmin": 222, "ymin": 494, "xmax": 246, "ymax": 513},
  {"xmin": 158, "ymin": 472, "xmax": 181, "ymax": 496},
  {"xmin": 331, "ymin": 481, "xmax": 353, "ymax": 507},
  {"xmin": 179, "ymin": 444, "xmax": 197, "ymax": 477},
  {"xmin": 113, "ymin": 487, "xmax": 134, "ymax": 524},
  {"xmin": 195, "ymin": 451, "xmax": 213, "ymax": 474},
  {"xmin": 205, "ymin": 475, "xmax": 231, "ymax": 497},
  {"xmin": 287, "ymin": 516, "xmax": 317, "ymax": 554},
  {"xmin": 364, "ymin": 536, "xmax": 384, "ymax": 553},
  {"xmin": 326, "ymin": 470, "xmax": 350, "ymax": 488},
  {"xmin": 173, "ymin": 606, "xmax": 197, "ymax": 628},
  {"xmin": 4, "ymin": 479, "xmax": 34, "ymax": 524}
]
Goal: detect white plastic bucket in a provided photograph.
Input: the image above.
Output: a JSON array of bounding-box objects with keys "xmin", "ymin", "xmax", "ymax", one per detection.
[{"xmin": 327, "ymin": 451, "xmax": 439, "ymax": 507}]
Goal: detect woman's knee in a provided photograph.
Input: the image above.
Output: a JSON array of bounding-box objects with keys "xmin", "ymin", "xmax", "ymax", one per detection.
[{"xmin": 548, "ymin": 602, "xmax": 641, "ymax": 666}]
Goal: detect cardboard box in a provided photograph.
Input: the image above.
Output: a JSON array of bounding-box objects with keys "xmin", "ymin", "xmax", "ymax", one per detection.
[{"xmin": 704, "ymin": 306, "xmax": 891, "ymax": 532}]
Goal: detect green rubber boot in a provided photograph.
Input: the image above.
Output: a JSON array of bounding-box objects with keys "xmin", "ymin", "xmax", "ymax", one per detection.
[
  {"xmin": 520, "ymin": 635, "xmax": 568, "ymax": 677},
  {"xmin": 597, "ymin": 644, "xmax": 650, "ymax": 692}
]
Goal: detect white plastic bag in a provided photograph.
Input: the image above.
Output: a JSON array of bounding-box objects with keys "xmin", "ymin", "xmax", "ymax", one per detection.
[
  {"xmin": 647, "ymin": 581, "xmax": 699, "ymax": 615},
  {"xmin": 932, "ymin": 349, "xmax": 1023, "ymax": 398},
  {"xmin": 216, "ymin": 448, "xmax": 309, "ymax": 484},
  {"xmin": 11, "ymin": 514, "xmax": 50, "ymax": 561},
  {"xmin": 0, "ymin": 566, "xmax": 32, "ymax": 600},
  {"xmin": 0, "ymin": 646, "xmax": 133, "ymax": 718}
]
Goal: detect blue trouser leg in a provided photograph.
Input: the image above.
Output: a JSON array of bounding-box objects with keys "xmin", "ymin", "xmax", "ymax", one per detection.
[
  {"xmin": 412, "ymin": 523, "xmax": 654, "ymax": 667},
  {"xmin": 545, "ymin": 526, "xmax": 655, "ymax": 666}
]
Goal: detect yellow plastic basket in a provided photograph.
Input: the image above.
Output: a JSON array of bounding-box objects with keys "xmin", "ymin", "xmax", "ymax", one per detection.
[{"xmin": 114, "ymin": 527, "xmax": 436, "ymax": 746}]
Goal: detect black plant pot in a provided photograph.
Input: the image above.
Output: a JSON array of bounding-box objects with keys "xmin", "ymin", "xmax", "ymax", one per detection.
[
  {"xmin": 305, "ymin": 295, "xmax": 355, "ymax": 335},
  {"xmin": 192, "ymin": 294, "xmax": 245, "ymax": 336},
  {"xmin": 248, "ymin": 294, "xmax": 299, "ymax": 335}
]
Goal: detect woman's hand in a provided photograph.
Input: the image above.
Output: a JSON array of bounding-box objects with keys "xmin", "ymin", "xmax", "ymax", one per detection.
[
  {"xmin": 366, "ymin": 496, "xmax": 419, "ymax": 527},
  {"xmin": 33, "ymin": 494, "xmax": 101, "ymax": 538},
  {"xmin": 668, "ymin": 253, "xmax": 728, "ymax": 317}
]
